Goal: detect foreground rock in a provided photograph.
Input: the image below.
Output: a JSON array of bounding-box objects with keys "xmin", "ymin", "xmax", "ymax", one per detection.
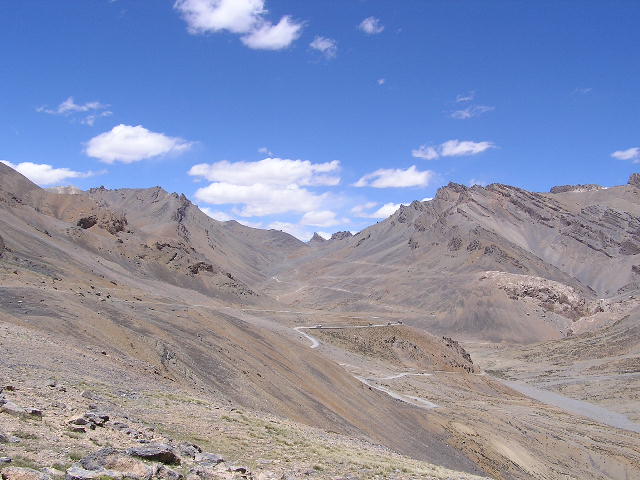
[{"xmin": 126, "ymin": 445, "xmax": 180, "ymax": 465}]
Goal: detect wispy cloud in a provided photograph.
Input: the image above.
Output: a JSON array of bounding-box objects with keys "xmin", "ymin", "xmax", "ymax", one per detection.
[
  {"xmin": 611, "ymin": 147, "xmax": 640, "ymax": 163},
  {"xmin": 455, "ymin": 91, "xmax": 475, "ymax": 103},
  {"xmin": 359, "ymin": 16, "xmax": 384, "ymax": 35},
  {"xmin": 37, "ymin": 96, "xmax": 112, "ymax": 126},
  {"xmin": 412, "ymin": 140, "xmax": 495, "ymax": 160},
  {"xmin": 450, "ymin": 105, "xmax": 494, "ymax": 119},
  {"xmin": 310, "ymin": 36, "xmax": 337, "ymax": 59},
  {"xmin": 450, "ymin": 91, "xmax": 493, "ymax": 119},
  {"xmin": 572, "ymin": 87, "xmax": 593, "ymax": 95},
  {"xmin": 354, "ymin": 165, "xmax": 433, "ymax": 188}
]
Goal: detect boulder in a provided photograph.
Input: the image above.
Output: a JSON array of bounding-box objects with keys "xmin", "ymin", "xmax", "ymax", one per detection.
[
  {"xmin": 65, "ymin": 466, "xmax": 121, "ymax": 480},
  {"xmin": 126, "ymin": 445, "xmax": 180, "ymax": 465},
  {"xmin": 83, "ymin": 411, "xmax": 109, "ymax": 427},
  {"xmin": 225, "ymin": 466, "xmax": 248, "ymax": 474},
  {"xmin": 177, "ymin": 444, "xmax": 201, "ymax": 459},
  {"xmin": 68, "ymin": 412, "xmax": 109, "ymax": 429},
  {"xmin": 185, "ymin": 465, "xmax": 222, "ymax": 480},
  {"xmin": 40, "ymin": 469, "xmax": 63, "ymax": 478},
  {"xmin": 0, "ymin": 458, "xmax": 12, "ymax": 464},
  {"xmin": 193, "ymin": 453, "xmax": 223, "ymax": 466},
  {"xmin": 1, "ymin": 402, "xmax": 26, "ymax": 416},
  {"xmin": 1, "ymin": 467, "xmax": 52, "ymax": 480},
  {"xmin": 153, "ymin": 465, "xmax": 183, "ymax": 480}
]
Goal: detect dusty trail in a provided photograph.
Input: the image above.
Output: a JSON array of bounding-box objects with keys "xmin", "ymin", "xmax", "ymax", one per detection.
[
  {"xmin": 295, "ymin": 323, "xmax": 440, "ymax": 410},
  {"xmin": 500, "ymin": 378, "xmax": 640, "ymax": 434}
]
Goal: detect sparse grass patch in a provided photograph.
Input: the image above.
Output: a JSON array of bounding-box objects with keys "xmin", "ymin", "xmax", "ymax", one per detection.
[
  {"xmin": 52, "ymin": 462, "xmax": 72, "ymax": 472},
  {"xmin": 8, "ymin": 455, "xmax": 39, "ymax": 469},
  {"xmin": 69, "ymin": 451, "xmax": 86, "ymax": 461},
  {"xmin": 13, "ymin": 430, "xmax": 39, "ymax": 440}
]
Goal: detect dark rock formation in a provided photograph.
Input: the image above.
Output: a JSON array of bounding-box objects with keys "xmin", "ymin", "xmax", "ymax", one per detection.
[{"xmin": 330, "ymin": 231, "xmax": 353, "ymax": 241}]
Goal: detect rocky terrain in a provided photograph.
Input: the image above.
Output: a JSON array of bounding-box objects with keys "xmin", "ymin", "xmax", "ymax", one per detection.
[{"xmin": 2, "ymin": 162, "xmax": 640, "ymax": 479}]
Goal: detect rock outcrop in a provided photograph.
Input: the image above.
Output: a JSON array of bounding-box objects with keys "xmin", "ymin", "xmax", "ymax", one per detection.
[
  {"xmin": 330, "ymin": 231, "xmax": 353, "ymax": 241},
  {"xmin": 550, "ymin": 184, "xmax": 605, "ymax": 193},
  {"xmin": 308, "ymin": 233, "xmax": 327, "ymax": 244}
]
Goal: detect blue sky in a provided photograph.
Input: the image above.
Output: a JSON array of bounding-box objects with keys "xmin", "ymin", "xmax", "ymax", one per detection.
[{"xmin": 1, "ymin": 1, "xmax": 639, "ymax": 240}]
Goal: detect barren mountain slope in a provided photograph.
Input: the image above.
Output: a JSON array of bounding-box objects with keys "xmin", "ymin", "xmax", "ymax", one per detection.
[
  {"xmin": 0, "ymin": 163, "xmax": 484, "ymax": 474},
  {"xmin": 85, "ymin": 186, "xmax": 307, "ymax": 288},
  {"xmin": 267, "ymin": 175, "xmax": 640, "ymax": 343}
]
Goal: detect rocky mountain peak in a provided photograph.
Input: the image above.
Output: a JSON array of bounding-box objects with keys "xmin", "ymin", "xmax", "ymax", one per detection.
[
  {"xmin": 628, "ymin": 173, "xmax": 640, "ymax": 187},
  {"xmin": 330, "ymin": 231, "xmax": 353, "ymax": 240},
  {"xmin": 309, "ymin": 232, "xmax": 327, "ymax": 244}
]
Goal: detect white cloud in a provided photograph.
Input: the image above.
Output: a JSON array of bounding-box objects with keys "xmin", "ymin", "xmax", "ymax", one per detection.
[
  {"xmin": 354, "ymin": 165, "xmax": 433, "ymax": 188},
  {"xmin": 85, "ymin": 124, "xmax": 192, "ymax": 164},
  {"xmin": 611, "ymin": 147, "xmax": 640, "ymax": 163},
  {"xmin": 199, "ymin": 207, "xmax": 234, "ymax": 221},
  {"xmin": 455, "ymin": 91, "xmax": 475, "ymax": 103},
  {"xmin": 175, "ymin": 0, "xmax": 302, "ymax": 50},
  {"xmin": 188, "ymin": 158, "xmax": 340, "ymax": 186},
  {"xmin": 351, "ymin": 201, "xmax": 378, "ymax": 215},
  {"xmin": 441, "ymin": 140, "xmax": 495, "ymax": 157},
  {"xmin": 359, "ymin": 16, "xmax": 384, "ymax": 34},
  {"xmin": 372, "ymin": 203, "xmax": 404, "ymax": 218},
  {"xmin": 411, "ymin": 145, "xmax": 440, "ymax": 160},
  {"xmin": 377, "ymin": 78, "xmax": 386, "ymax": 85},
  {"xmin": 573, "ymin": 87, "xmax": 593, "ymax": 95},
  {"xmin": 241, "ymin": 16, "xmax": 302, "ymax": 50},
  {"xmin": 199, "ymin": 206, "xmax": 263, "ymax": 227},
  {"xmin": 267, "ymin": 221, "xmax": 313, "ymax": 241},
  {"xmin": 37, "ymin": 96, "xmax": 112, "ymax": 126},
  {"xmin": 300, "ymin": 210, "xmax": 347, "ymax": 227},
  {"xmin": 412, "ymin": 139, "xmax": 495, "ymax": 160},
  {"xmin": 194, "ymin": 182, "xmax": 327, "ymax": 217},
  {"xmin": 450, "ymin": 105, "xmax": 494, "ymax": 119},
  {"xmin": 1, "ymin": 160, "xmax": 98, "ymax": 186},
  {"xmin": 316, "ymin": 231, "xmax": 331, "ymax": 240},
  {"xmin": 352, "ymin": 201, "xmax": 406, "ymax": 219},
  {"xmin": 310, "ymin": 36, "xmax": 337, "ymax": 59},
  {"xmin": 174, "ymin": 0, "xmax": 264, "ymax": 34}
]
